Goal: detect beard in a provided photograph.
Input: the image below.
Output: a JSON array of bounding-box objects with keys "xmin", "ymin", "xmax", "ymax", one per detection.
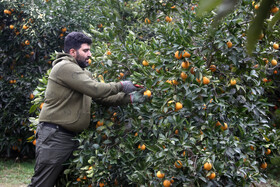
[{"xmin": 76, "ymin": 52, "xmax": 89, "ymax": 69}]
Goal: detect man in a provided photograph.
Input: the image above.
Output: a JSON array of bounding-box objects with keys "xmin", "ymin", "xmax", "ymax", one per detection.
[{"xmin": 29, "ymin": 32, "xmax": 148, "ymax": 187}]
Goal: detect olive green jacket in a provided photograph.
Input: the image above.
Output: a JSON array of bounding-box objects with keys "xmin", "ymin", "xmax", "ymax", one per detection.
[{"xmin": 39, "ymin": 53, "xmax": 131, "ymax": 132}]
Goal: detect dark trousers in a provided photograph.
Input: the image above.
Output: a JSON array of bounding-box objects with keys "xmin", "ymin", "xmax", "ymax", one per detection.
[{"xmin": 28, "ymin": 123, "xmax": 79, "ymax": 187}]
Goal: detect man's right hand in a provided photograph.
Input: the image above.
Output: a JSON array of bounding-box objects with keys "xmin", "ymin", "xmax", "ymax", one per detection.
[{"xmin": 120, "ymin": 81, "xmax": 137, "ymax": 94}]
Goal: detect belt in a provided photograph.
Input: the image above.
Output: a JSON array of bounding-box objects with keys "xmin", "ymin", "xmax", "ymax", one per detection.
[{"xmin": 41, "ymin": 122, "xmax": 77, "ymax": 136}]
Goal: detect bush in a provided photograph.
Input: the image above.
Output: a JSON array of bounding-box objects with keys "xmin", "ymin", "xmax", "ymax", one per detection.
[{"xmin": 28, "ymin": 0, "xmax": 280, "ymax": 186}]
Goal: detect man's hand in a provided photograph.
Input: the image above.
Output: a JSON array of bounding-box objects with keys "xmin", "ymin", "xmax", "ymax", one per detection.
[
  {"xmin": 120, "ymin": 81, "xmax": 137, "ymax": 94},
  {"xmin": 129, "ymin": 89, "xmax": 151, "ymax": 103}
]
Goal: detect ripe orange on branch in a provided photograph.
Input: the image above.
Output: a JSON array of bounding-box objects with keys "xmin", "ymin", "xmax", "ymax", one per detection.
[
  {"xmin": 260, "ymin": 162, "xmax": 267, "ymax": 169},
  {"xmin": 221, "ymin": 123, "xmax": 228, "ymax": 130},
  {"xmin": 203, "ymin": 77, "xmax": 210, "ymax": 85},
  {"xmin": 209, "ymin": 65, "xmax": 216, "ymax": 72},
  {"xmin": 181, "ymin": 61, "xmax": 190, "ymax": 69},
  {"xmin": 174, "ymin": 160, "xmax": 183, "ymax": 168},
  {"xmin": 180, "ymin": 72, "xmax": 188, "ymax": 80},
  {"xmin": 156, "ymin": 171, "xmax": 165, "ymax": 178},
  {"xmin": 230, "ymin": 79, "xmax": 237, "ymax": 86},
  {"xmin": 227, "ymin": 41, "xmax": 233, "ymax": 48},
  {"xmin": 142, "ymin": 60, "xmax": 149, "ymax": 66},
  {"xmin": 163, "ymin": 180, "xmax": 171, "ymax": 187},
  {"xmin": 143, "ymin": 90, "xmax": 152, "ymax": 98},
  {"xmin": 182, "ymin": 50, "xmax": 191, "ymax": 58},
  {"xmin": 271, "ymin": 59, "xmax": 277, "ymax": 66},
  {"xmin": 175, "ymin": 51, "xmax": 182, "ymax": 59},
  {"xmin": 208, "ymin": 172, "xmax": 216, "ymax": 180},
  {"xmin": 203, "ymin": 162, "xmax": 212, "ymax": 171},
  {"xmin": 175, "ymin": 102, "xmax": 183, "ymax": 111},
  {"xmin": 273, "ymin": 43, "xmax": 279, "ymax": 50}
]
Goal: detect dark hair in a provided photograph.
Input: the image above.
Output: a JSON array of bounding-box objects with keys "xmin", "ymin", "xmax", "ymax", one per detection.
[{"xmin": 64, "ymin": 32, "xmax": 92, "ymax": 53}]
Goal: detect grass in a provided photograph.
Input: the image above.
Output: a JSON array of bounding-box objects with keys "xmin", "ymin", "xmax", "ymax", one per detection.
[{"xmin": 0, "ymin": 158, "xmax": 34, "ymax": 187}]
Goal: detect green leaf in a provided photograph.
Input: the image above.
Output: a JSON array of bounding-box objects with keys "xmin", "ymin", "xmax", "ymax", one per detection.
[
  {"xmin": 268, "ymin": 10, "xmax": 280, "ymax": 29},
  {"xmin": 197, "ymin": 0, "xmax": 223, "ymax": 16},
  {"xmin": 246, "ymin": 0, "xmax": 274, "ymax": 54}
]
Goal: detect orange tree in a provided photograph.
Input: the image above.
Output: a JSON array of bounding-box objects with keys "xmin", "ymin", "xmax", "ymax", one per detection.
[
  {"xmin": 28, "ymin": 0, "xmax": 280, "ymax": 186},
  {"xmin": 0, "ymin": 0, "xmax": 102, "ymax": 157}
]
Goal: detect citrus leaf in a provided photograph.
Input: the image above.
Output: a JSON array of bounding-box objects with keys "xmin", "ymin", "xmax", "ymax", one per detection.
[
  {"xmin": 197, "ymin": 0, "xmax": 223, "ymax": 16},
  {"xmin": 246, "ymin": 0, "xmax": 274, "ymax": 54}
]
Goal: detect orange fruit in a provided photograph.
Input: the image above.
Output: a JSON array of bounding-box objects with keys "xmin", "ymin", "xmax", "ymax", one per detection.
[
  {"xmin": 77, "ymin": 178, "xmax": 81, "ymax": 182},
  {"xmin": 262, "ymin": 78, "xmax": 268, "ymax": 82},
  {"xmin": 156, "ymin": 171, "xmax": 165, "ymax": 178},
  {"xmin": 165, "ymin": 16, "xmax": 172, "ymax": 22},
  {"xmin": 174, "ymin": 129, "xmax": 179, "ymax": 134},
  {"xmin": 119, "ymin": 72, "xmax": 124, "ymax": 78},
  {"xmin": 172, "ymin": 80, "xmax": 178, "ymax": 85},
  {"xmin": 209, "ymin": 65, "xmax": 216, "ymax": 72},
  {"xmin": 144, "ymin": 90, "xmax": 152, "ymax": 97},
  {"xmin": 216, "ymin": 121, "xmax": 221, "ymax": 127},
  {"xmin": 175, "ymin": 102, "xmax": 183, "ymax": 111},
  {"xmin": 9, "ymin": 25, "xmax": 14, "ymax": 29},
  {"xmin": 32, "ymin": 139, "xmax": 36, "ymax": 146},
  {"xmin": 190, "ymin": 67, "xmax": 195, "ymax": 74},
  {"xmin": 203, "ymin": 77, "xmax": 210, "ymax": 85},
  {"xmin": 98, "ymin": 23, "xmax": 103, "ymax": 28},
  {"xmin": 171, "ymin": 5, "xmax": 176, "ymax": 9},
  {"xmin": 140, "ymin": 144, "xmax": 146, "ymax": 150},
  {"xmin": 271, "ymin": 59, "xmax": 277, "ymax": 66},
  {"xmin": 221, "ymin": 123, "xmax": 228, "ymax": 130},
  {"xmin": 208, "ymin": 172, "xmax": 216, "ymax": 180},
  {"xmin": 175, "ymin": 51, "xmax": 182, "ymax": 59},
  {"xmin": 144, "ymin": 18, "xmax": 151, "ymax": 24},
  {"xmin": 203, "ymin": 104, "xmax": 207, "ymax": 110},
  {"xmin": 260, "ymin": 162, "xmax": 267, "ymax": 169},
  {"xmin": 273, "ymin": 43, "xmax": 279, "ymax": 49},
  {"xmin": 107, "ymin": 51, "xmax": 111, "ymax": 55},
  {"xmin": 88, "ymin": 59, "xmax": 92, "ymax": 65},
  {"xmin": 230, "ymin": 79, "xmax": 237, "ymax": 86},
  {"xmin": 96, "ymin": 121, "xmax": 104, "ymax": 128},
  {"xmin": 29, "ymin": 93, "xmax": 34, "ymax": 100},
  {"xmin": 274, "ymin": 70, "xmax": 278, "ymax": 74},
  {"xmin": 142, "ymin": 60, "xmax": 149, "ymax": 66},
  {"xmin": 22, "ymin": 25, "xmax": 28, "ymax": 30},
  {"xmin": 39, "ymin": 103, "xmax": 44, "ymax": 109},
  {"xmin": 25, "ymin": 40, "xmax": 30, "ymax": 45},
  {"xmin": 265, "ymin": 149, "xmax": 271, "ymax": 155},
  {"xmin": 182, "ymin": 50, "xmax": 191, "ymax": 58},
  {"xmin": 180, "ymin": 72, "xmax": 188, "ymax": 80},
  {"xmin": 227, "ymin": 41, "xmax": 233, "ymax": 48},
  {"xmin": 259, "ymin": 33, "xmax": 264, "ymax": 40},
  {"xmin": 271, "ymin": 7, "xmax": 279, "ymax": 13},
  {"xmin": 255, "ymin": 4, "xmax": 259, "ymax": 10},
  {"xmin": 203, "ymin": 162, "xmax": 212, "ymax": 171},
  {"xmin": 61, "ymin": 27, "xmax": 67, "ymax": 33},
  {"xmin": 250, "ymin": 145, "xmax": 254, "ymax": 151},
  {"xmin": 99, "ymin": 182, "xmax": 105, "ymax": 187},
  {"xmin": 181, "ymin": 61, "xmax": 190, "ymax": 69},
  {"xmin": 134, "ymin": 132, "xmax": 138, "ymax": 136},
  {"xmin": 174, "ymin": 160, "xmax": 183, "ymax": 168},
  {"xmin": 163, "ymin": 180, "xmax": 171, "ymax": 187}
]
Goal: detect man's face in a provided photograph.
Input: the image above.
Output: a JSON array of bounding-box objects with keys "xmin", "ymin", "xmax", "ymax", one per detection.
[{"xmin": 73, "ymin": 43, "xmax": 92, "ymax": 68}]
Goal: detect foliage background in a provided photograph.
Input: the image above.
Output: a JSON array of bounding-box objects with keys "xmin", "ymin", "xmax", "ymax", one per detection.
[{"xmin": 1, "ymin": 0, "xmax": 280, "ymax": 186}]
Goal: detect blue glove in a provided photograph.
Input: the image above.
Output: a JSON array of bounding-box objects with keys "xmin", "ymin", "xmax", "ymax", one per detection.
[
  {"xmin": 129, "ymin": 89, "xmax": 150, "ymax": 103},
  {"xmin": 120, "ymin": 81, "xmax": 137, "ymax": 94}
]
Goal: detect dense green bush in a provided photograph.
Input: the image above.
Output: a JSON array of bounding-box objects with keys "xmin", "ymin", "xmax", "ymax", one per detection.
[
  {"xmin": 28, "ymin": 0, "xmax": 280, "ymax": 186},
  {"xmin": 1, "ymin": 0, "xmax": 280, "ymax": 186}
]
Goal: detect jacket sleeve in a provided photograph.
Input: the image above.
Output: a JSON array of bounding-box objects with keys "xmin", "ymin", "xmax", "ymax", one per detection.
[
  {"xmin": 53, "ymin": 63, "xmax": 123, "ymax": 98},
  {"xmin": 93, "ymin": 92, "xmax": 132, "ymax": 107}
]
